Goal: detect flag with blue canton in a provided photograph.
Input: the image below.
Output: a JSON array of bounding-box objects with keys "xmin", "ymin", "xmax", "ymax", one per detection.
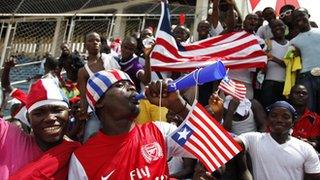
[
  {"xmin": 172, "ymin": 124, "xmax": 193, "ymax": 145},
  {"xmin": 170, "ymin": 100, "xmax": 242, "ymax": 172}
]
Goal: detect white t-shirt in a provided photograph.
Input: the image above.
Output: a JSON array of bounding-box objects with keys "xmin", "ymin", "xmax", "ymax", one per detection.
[
  {"xmin": 84, "ymin": 53, "xmax": 120, "ymax": 77},
  {"xmin": 238, "ymin": 132, "xmax": 320, "ymax": 180},
  {"xmin": 231, "ymin": 109, "xmax": 257, "ymax": 135},
  {"xmin": 209, "ymin": 21, "xmax": 224, "ymax": 37},
  {"xmin": 228, "ymin": 69, "xmax": 255, "ymax": 84},
  {"xmin": 290, "ymin": 28, "xmax": 320, "ymax": 73},
  {"xmin": 257, "ymin": 25, "xmax": 273, "ymax": 40},
  {"xmin": 265, "ymin": 40, "xmax": 289, "ymax": 82}
]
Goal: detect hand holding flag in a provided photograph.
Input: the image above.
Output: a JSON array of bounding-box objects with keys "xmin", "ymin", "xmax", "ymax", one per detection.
[
  {"xmin": 171, "ymin": 101, "xmax": 242, "ymax": 173},
  {"xmin": 218, "ymin": 76, "xmax": 246, "ymax": 100},
  {"xmin": 150, "ymin": 1, "xmax": 267, "ymax": 72}
]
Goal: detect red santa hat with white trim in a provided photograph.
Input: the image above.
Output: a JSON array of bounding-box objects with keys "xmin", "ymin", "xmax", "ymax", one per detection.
[
  {"xmin": 10, "ymin": 89, "xmax": 29, "ymax": 126},
  {"xmin": 26, "ymin": 78, "xmax": 69, "ymax": 113}
]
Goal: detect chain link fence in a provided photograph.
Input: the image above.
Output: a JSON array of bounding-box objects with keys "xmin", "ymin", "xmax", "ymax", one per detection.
[{"xmin": 0, "ymin": 0, "xmax": 197, "ymax": 117}]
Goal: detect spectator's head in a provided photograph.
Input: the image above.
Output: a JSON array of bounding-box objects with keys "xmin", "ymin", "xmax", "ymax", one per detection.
[
  {"xmin": 279, "ymin": 4, "xmax": 295, "ymax": 26},
  {"xmin": 243, "ymin": 13, "xmax": 259, "ymax": 33},
  {"xmin": 26, "ymin": 78, "xmax": 69, "ymax": 148},
  {"xmin": 296, "ymin": 7, "xmax": 319, "ymax": 28},
  {"xmin": 173, "ymin": 25, "xmax": 190, "ymax": 43},
  {"xmin": 85, "ymin": 32, "xmax": 101, "ymax": 56},
  {"xmin": 289, "ymin": 84, "xmax": 308, "ymax": 107},
  {"xmin": 44, "ymin": 56, "xmax": 60, "ymax": 76},
  {"xmin": 197, "ymin": 20, "xmax": 210, "ymax": 40},
  {"xmin": 69, "ymin": 96, "xmax": 81, "ymax": 119},
  {"xmin": 86, "ymin": 69, "xmax": 139, "ymax": 125},
  {"xmin": 266, "ymin": 101, "xmax": 297, "ymax": 135},
  {"xmin": 121, "ymin": 36, "xmax": 137, "ymax": 61},
  {"xmin": 60, "ymin": 43, "xmax": 70, "ymax": 57},
  {"xmin": 269, "ymin": 19, "xmax": 286, "ymax": 39},
  {"xmin": 292, "ymin": 9, "xmax": 311, "ymax": 33},
  {"xmin": 255, "ymin": 10, "xmax": 264, "ymax": 28},
  {"xmin": 262, "ymin": 7, "xmax": 276, "ymax": 23},
  {"xmin": 141, "ymin": 28, "xmax": 154, "ymax": 40},
  {"xmin": 296, "ymin": 7, "xmax": 310, "ymax": 18}
]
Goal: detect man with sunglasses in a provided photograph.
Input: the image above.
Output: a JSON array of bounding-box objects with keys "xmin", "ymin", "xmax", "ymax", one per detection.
[
  {"xmin": 279, "ymin": 4, "xmax": 299, "ymax": 40},
  {"xmin": 290, "ymin": 9, "xmax": 320, "ymax": 115}
]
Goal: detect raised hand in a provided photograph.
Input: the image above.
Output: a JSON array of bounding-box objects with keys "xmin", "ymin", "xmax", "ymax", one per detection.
[
  {"xmin": 208, "ymin": 93, "xmax": 224, "ymax": 115},
  {"xmin": 4, "ymin": 56, "xmax": 16, "ymax": 68},
  {"xmin": 145, "ymin": 79, "xmax": 181, "ymax": 110}
]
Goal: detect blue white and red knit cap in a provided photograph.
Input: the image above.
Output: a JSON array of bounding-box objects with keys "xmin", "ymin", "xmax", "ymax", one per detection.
[
  {"xmin": 26, "ymin": 78, "xmax": 69, "ymax": 113},
  {"xmin": 86, "ymin": 69, "xmax": 133, "ymax": 108}
]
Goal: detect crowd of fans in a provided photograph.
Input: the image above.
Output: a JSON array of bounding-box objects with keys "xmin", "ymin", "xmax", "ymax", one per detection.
[{"xmin": 1, "ymin": 0, "xmax": 320, "ymax": 179}]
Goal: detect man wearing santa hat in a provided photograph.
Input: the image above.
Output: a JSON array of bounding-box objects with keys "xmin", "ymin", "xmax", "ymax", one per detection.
[{"xmin": 0, "ymin": 78, "xmax": 80, "ymax": 179}]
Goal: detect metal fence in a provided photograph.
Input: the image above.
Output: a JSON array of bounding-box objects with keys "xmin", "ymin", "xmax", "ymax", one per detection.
[{"xmin": 0, "ymin": 13, "xmax": 195, "ymax": 65}]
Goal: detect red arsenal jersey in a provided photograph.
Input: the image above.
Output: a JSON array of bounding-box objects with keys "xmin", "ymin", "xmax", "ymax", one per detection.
[{"xmin": 69, "ymin": 122, "xmax": 185, "ymax": 180}]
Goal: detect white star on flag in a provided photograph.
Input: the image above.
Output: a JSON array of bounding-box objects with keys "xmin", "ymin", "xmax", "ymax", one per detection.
[{"xmin": 177, "ymin": 127, "xmax": 190, "ymax": 140}]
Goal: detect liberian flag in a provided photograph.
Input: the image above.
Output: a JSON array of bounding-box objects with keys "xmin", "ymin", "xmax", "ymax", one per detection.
[
  {"xmin": 218, "ymin": 76, "xmax": 247, "ymax": 100},
  {"xmin": 151, "ymin": 1, "xmax": 267, "ymax": 72},
  {"xmin": 171, "ymin": 101, "xmax": 242, "ymax": 172}
]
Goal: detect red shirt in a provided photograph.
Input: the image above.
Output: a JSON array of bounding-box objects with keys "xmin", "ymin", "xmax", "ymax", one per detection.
[
  {"xmin": 292, "ymin": 109, "xmax": 320, "ymax": 139},
  {"xmin": 70, "ymin": 123, "xmax": 170, "ymax": 180}
]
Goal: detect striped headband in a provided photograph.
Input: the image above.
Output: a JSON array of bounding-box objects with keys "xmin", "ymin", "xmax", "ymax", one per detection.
[{"xmin": 86, "ymin": 69, "xmax": 133, "ymax": 108}]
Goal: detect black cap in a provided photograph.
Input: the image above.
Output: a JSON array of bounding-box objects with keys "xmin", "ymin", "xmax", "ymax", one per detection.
[{"xmin": 279, "ymin": 4, "xmax": 295, "ymax": 14}]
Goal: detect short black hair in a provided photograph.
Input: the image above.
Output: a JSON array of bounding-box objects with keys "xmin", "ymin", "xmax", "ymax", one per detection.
[
  {"xmin": 262, "ymin": 7, "xmax": 275, "ymax": 13},
  {"xmin": 44, "ymin": 56, "xmax": 59, "ymax": 71},
  {"xmin": 269, "ymin": 19, "xmax": 284, "ymax": 29},
  {"xmin": 84, "ymin": 32, "xmax": 101, "ymax": 42},
  {"xmin": 292, "ymin": 9, "xmax": 308, "ymax": 20},
  {"xmin": 279, "ymin": 4, "xmax": 295, "ymax": 14}
]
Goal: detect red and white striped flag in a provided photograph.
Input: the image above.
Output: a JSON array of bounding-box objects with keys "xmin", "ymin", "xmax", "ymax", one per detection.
[
  {"xmin": 151, "ymin": 2, "xmax": 267, "ymax": 72},
  {"xmin": 171, "ymin": 101, "xmax": 242, "ymax": 172},
  {"xmin": 218, "ymin": 76, "xmax": 247, "ymax": 100}
]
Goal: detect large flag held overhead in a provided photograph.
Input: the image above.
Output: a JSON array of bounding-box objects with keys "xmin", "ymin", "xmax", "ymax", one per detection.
[
  {"xmin": 171, "ymin": 101, "xmax": 242, "ymax": 172},
  {"xmin": 151, "ymin": 2, "xmax": 267, "ymax": 72}
]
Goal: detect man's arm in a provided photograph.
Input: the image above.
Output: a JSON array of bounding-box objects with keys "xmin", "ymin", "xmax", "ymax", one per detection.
[
  {"xmin": 77, "ymin": 68, "xmax": 90, "ymax": 120},
  {"xmin": 266, "ymin": 52, "xmax": 286, "ymax": 68},
  {"xmin": 223, "ymin": 0, "xmax": 236, "ymax": 33},
  {"xmin": 210, "ymin": 0, "xmax": 220, "ymax": 29},
  {"xmin": 303, "ymin": 142, "xmax": 320, "ymax": 180},
  {"xmin": 223, "ymin": 99, "xmax": 240, "ymax": 132},
  {"xmin": 1, "ymin": 57, "xmax": 15, "ymax": 93},
  {"xmin": 251, "ymin": 99, "xmax": 267, "ymax": 132},
  {"xmin": 137, "ymin": 45, "xmax": 153, "ymax": 85}
]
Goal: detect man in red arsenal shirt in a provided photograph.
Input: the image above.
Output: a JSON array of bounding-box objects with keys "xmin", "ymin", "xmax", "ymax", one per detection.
[
  {"xmin": 68, "ymin": 69, "xmax": 195, "ymax": 179},
  {"xmin": 290, "ymin": 84, "xmax": 320, "ymax": 151}
]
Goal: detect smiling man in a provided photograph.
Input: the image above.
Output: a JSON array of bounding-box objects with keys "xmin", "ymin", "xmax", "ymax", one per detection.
[
  {"xmin": 0, "ymin": 78, "xmax": 80, "ymax": 179},
  {"xmin": 235, "ymin": 101, "xmax": 320, "ymax": 180}
]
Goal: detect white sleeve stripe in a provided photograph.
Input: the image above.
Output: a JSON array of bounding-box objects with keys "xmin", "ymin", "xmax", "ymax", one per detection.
[{"xmin": 68, "ymin": 153, "xmax": 88, "ymax": 180}]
